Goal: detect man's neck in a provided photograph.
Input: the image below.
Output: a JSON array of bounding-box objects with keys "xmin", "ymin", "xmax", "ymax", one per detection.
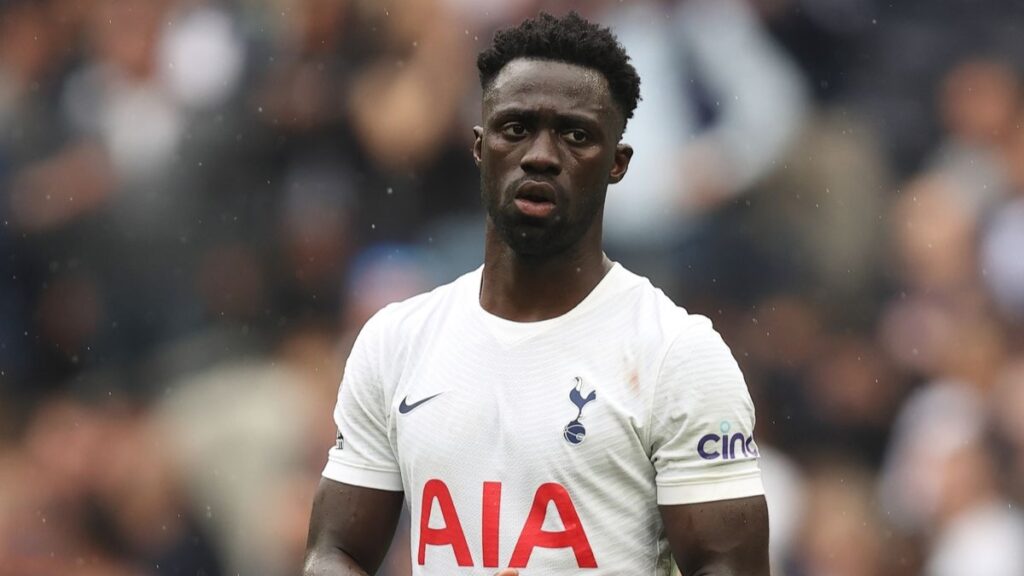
[{"xmin": 479, "ymin": 230, "xmax": 612, "ymax": 323}]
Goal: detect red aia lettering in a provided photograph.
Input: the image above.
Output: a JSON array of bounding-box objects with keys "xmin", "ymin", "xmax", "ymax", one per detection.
[
  {"xmin": 418, "ymin": 479, "xmax": 473, "ymax": 566},
  {"xmin": 418, "ymin": 480, "xmax": 596, "ymax": 569},
  {"xmin": 482, "ymin": 482, "xmax": 501, "ymax": 568},
  {"xmin": 508, "ymin": 483, "xmax": 597, "ymax": 568}
]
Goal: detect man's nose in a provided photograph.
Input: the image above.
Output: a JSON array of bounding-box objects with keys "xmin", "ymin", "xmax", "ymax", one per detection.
[{"xmin": 520, "ymin": 130, "xmax": 562, "ymax": 175}]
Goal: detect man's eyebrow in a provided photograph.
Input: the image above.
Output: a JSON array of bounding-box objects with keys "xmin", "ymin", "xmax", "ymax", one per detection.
[
  {"xmin": 488, "ymin": 107, "xmax": 534, "ymax": 122},
  {"xmin": 488, "ymin": 107, "xmax": 603, "ymax": 127}
]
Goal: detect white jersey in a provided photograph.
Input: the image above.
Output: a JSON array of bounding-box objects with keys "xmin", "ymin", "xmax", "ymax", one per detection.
[{"xmin": 323, "ymin": 263, "xmax": 763, "ymax": 575}]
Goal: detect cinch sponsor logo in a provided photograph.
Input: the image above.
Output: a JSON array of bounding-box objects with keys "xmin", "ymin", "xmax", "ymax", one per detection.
[{"xmin": 697, "ymin": 421, "xmax": 758, "ymax": 461}]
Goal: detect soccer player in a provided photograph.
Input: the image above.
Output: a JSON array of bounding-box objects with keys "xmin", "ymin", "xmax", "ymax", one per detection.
[{"xmin": 304, "ymin": 11, "xmax": 769, "ymax": 576}]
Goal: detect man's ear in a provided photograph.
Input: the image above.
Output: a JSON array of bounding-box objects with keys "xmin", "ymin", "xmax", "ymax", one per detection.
[
  {"xmin": 609, "ymin": 143, "xmax": 633, "ymax": 184},
  {"xmin": 472, "ymin": 126, "xmax": 483, "ymax": 167}
]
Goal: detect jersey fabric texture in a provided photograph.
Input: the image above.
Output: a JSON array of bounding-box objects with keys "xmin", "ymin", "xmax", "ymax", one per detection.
[{"xmin": 323, "ymin": 263, "xmax": 763, "ymax": 575}]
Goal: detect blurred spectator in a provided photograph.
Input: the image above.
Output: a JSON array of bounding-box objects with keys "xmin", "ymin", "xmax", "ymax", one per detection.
[
  {"xmin": 879, "ymin": 382, "xmax": 987, "ymax": 533},
  {"xmin": 980, "ymin": 194, "xmax": 1024, "ymax": 323},
  {"xmin": 845, "ymin": 0, "xmax": 1024, "ymax": 172},
  {"xmin": 928, "ymin": 58, "xmax": 1019, "ymax": 216},
  {"xmin": 0, "ymin": 392, "xmax": 220, "ymax": 575},
  {"xmin": 791, "ymin": 463, "xmax": 895, "ymax": 576},
  {"xmin": 572, "ymin": 0, "xmax": 809, "ymax": 295},
  {"xmin": 597, "ymin": 0, "xmax": 808, "ymax": 239},
  {"xmin": 991, "ymin": 360, "xmax": 1024, "ymax": 503},
  {"xmin": 157, "ymin": 358, "xmax": 319, "ymax": 576},
  {"xmin": 925, "ymin": 436, "xmax": 1024, "ymax": 576},
  {"xmin": 757, "ymin": 446, "xmax": 806, "ymax": 571}
]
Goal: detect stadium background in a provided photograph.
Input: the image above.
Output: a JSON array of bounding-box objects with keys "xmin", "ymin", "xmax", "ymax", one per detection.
[{"xmin": 3, "ymin": 0, "xmax": 1024, "ymax": 574}]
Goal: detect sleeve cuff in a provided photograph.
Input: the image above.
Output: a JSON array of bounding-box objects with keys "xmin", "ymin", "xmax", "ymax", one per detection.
[
  {"xmin": 656, "ymin": 472, "xmax": 764, "ymax": 505},
  {"xmin": 322, "ymin": 458, "xmax": 404, "ymax": 492}
]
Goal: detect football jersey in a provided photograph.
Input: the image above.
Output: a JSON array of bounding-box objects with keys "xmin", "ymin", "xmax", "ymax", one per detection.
[{"xmin": 323, "ymin": 262, "xmax": 763, "ymax": 574}]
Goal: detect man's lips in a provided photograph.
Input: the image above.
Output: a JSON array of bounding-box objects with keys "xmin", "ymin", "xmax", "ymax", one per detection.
[
  {"xmin": 513, "ymin": 181, "xmax": 558, "ymax": 219},
  {"xmin": 514, "ymin": 197, "xmax": 557, "ymax": 218},
  {"xmin": 514, "ymin": 180, "xmax": 557, "ymax": 203}
]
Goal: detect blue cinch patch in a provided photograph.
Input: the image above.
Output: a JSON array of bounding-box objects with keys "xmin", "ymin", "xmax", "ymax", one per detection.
[{"xmin": 698, "ymin": 423, "xmax": 758, "ymax": 461}]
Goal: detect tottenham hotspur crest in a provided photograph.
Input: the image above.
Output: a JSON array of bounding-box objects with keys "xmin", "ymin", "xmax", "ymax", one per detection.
[{"xmin": 563, "ymin": 377, "xmax": 597, "ymax": 445}]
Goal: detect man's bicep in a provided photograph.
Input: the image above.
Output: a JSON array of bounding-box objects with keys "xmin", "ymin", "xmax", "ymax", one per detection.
[
  {"xmin": 305, "ymin": 478, "xmax": 405, "ymax": 575},
  {"xmin": 660, "ymin": 495, "xmax": 770, "ymax": 576}
]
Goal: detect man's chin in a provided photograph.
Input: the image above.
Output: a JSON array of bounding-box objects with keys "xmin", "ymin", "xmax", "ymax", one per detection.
[
  {"xmin": 488, "ymin": 206, "xmax": 572, "ymax": 256},
  {"xmin": 498, "ymin": 225, "xmax": 569, "ymax": 257}
]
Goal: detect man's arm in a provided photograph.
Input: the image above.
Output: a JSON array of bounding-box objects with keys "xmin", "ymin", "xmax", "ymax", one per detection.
[
  {"xmin": 660, "ymin": 495, "xmax": 770, "ymax": 576},
  {"xmin": 303, "ymin": 478, "xmax": 405, "ymax": 576}
]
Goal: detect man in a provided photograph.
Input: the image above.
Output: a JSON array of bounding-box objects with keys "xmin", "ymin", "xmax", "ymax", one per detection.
[{"xmin": 304, "ymin": 12, "xmax": 769, "ymax": 576}]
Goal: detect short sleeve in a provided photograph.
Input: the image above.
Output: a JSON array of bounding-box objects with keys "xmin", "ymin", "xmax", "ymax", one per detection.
[
  {"xmin": 322, "ymin": 313, "xmax": 403, "ymax": 491},
  {"xmin": 650, "ymin": 316, "xmax": 764, "ymax": 505}
]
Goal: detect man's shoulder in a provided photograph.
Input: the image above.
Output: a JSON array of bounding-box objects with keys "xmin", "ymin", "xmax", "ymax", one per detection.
[{"xmin": 614, "ymin": 264, "xmax": 713, "ymax": 344}]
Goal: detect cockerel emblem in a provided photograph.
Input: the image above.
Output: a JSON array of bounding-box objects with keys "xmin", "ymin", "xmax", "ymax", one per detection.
[{"xmin": 563, "ymin": 377, "xmax": 597, "ymax": 445}]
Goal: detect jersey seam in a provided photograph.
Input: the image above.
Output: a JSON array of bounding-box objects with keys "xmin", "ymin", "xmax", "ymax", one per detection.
[
  {"xmin": 326, "ymin": 458, "xmax": 402, "ymax": 476},
  {"xmin": 365, "ymin": 307, "xmax": 400, "ymax": 465},
  {"xmin": 645, "ymin": 321, "xmax": 697, "ymax": 453},
  {"xmin": 655, "ymin": 468, "xmax": 762, "ymax": 488}
]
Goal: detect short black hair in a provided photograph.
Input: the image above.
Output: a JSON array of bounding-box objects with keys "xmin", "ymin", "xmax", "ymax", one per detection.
[{"xmin": 477, "ymin": 11, "xmax": 641, "ymax": 126}]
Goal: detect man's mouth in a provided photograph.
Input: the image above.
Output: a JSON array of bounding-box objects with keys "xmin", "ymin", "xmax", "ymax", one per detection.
[{"xmin": 513, "ymin": 181, "xmax": 558, "ymax": 218}]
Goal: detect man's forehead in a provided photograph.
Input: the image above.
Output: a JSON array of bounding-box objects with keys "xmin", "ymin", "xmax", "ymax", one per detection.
[{"xmin": 484, "ymin": 58, "xmax": 615, "ymax": 115}]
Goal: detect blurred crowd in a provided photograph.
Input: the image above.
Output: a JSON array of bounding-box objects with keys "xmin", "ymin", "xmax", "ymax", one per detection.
[{"xmin": 3, "ymin": 0, "xmax": 1024, "ymax": 574}]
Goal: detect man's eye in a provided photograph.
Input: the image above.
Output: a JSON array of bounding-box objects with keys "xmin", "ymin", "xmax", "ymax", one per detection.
[
  {"xmin": 564, "ymin": 129, "xmax": 588, "ymax": 144},
  {"xmin": 501, "ymin": 123, "xmax": 527, "ymax": 138}
]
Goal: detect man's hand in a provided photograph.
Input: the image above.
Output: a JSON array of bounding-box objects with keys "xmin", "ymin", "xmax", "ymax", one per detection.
[{"xmin": 494, "ymin": 571, "xmax": 519, "ymax": 576}]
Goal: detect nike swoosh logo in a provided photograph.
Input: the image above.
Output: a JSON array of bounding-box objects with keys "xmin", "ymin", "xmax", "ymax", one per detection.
[{"xmin": 398, "ymin": 392, "xmax": 444, "ymax": 414}]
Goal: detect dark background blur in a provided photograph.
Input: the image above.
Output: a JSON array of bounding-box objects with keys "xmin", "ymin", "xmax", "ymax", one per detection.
[{"xmin": 3, "ymin": 0, "xmax": 1024, "ymax": 575}]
